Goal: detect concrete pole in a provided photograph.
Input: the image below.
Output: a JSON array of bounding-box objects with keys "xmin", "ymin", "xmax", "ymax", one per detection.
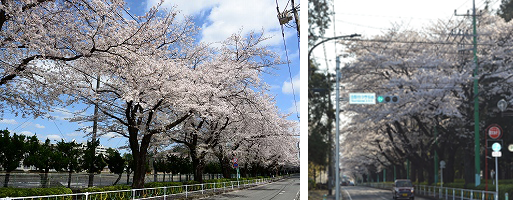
[{"xmin": 335, "ymin": 56, "xmax": 341, "ymax": 200}]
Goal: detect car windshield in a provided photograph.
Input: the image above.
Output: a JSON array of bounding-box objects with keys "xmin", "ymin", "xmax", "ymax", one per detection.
[{"xmin": 396, "ymin": 181, "xmax": 413, "ymax": 187}]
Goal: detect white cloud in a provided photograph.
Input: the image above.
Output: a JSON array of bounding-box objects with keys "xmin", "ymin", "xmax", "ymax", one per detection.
[
  {"xmin": 34, "ymin": 124, "xmax": 45, "ymax": 129},
  {"xmin": 67, "ymin": 132, "xmax": 83, "ymax": 137},
  {"xmin": 145, "ymin": 0, "xmax": 292, "ymax": 46},
  {"xmin": 0, "ymin": 119, "xmax": 17, "ymax": 124},
  {"xmin": 145, "ymin": 0, "xmax": 220, "ymax": 17},
  {"xmin": 50, "ymin": 108, "xmax": 75, "ymax": 121},
  {"xmin": 288, "ymin": 100, "xmax": 300, "ymax": 115},
  {"xmin": 282, "ymin": 74, "xmax": 300, "ymax": 95},
  {"xmin": 19, "ymin": 131, "xmax": 34, "ymax": 137},
  {"xmin": 200, "ymin": 0, "xmax": 288, "ymax": 45},
  {"xmin": 101, "ymin": 132, "xmax": 120, "ymax": 139},
  {"xmin": 46, "ymin": 134, "xmax": 61, "ymax": 141}
]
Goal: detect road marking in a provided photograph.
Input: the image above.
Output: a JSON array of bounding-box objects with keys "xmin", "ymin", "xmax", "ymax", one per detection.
[
  {"xmin": 342, "ymin": 188, "xmax": 352, "ymax": 200},
  {"xmin": 380, "ymin": 197, "xmax": 388, "ymax": 200}
]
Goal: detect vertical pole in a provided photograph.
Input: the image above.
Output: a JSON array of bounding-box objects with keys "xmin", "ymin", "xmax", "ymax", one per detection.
[
  {"xmin": 394, "ymin": 165, "xmax": 396, "ymax": 181},
  {"xmin": 384, "ymin": 169, "xmax": 386, "ymax": 182},
  {"xmin": 407, "ymin": 160, "xmax": 410, "ymax": 179},
  {"xmin": 441, "ymin": 167, "xmax": 444, "ymax": 188},
  {"xmin": 486, "ymin": 138, "xmax": 489, "ymax": 193},
  {"xmin": 435, "ymin": 126, "xmax": 439, "ymax": 185},
  {"xmin": 335, "ymin": 56, "xmax": 341, "ymax": 200},
  {"xmin": 495, "ymin": 157, "xmax": 499, "ymax": 200},
  {"xmin": 472, "ymin": 0, "xmax": 481, "ymax": 187}
]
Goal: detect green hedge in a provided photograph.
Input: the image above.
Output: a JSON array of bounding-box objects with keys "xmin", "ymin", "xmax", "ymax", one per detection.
[
  {"xmin": 143, "ymin": 181, "xmax": 182, "ymax": 188},
  {"xmin": 81, "ymin": 185, "xmax": 132, "ymax": 192},
  {"xmin": 0, "ymin": 187, "xmax": 72, "ymax": 198}
]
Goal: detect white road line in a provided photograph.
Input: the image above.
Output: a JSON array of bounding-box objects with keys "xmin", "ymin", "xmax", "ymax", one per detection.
[{"xmin": 342, "ymin": 188, "xmax": 353, "ymax": 200}]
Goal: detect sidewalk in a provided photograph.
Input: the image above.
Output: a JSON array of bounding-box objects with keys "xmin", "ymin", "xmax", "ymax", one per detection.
[{"xmin": 308, "ymin": 190, "xmax": 336, "ymax": 200}]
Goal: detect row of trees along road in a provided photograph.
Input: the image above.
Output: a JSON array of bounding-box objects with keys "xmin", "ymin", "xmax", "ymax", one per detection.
[
  {"xmin": 0, "ymin": 0, "xmax": 298, "ymax": 188},
  {"xmin": 0, "ymin": 130, "xmax": 125, "ymax": 188},
  {"xmin": 340, "ymin": 9, "xmax": 513, "ymax": 186}
]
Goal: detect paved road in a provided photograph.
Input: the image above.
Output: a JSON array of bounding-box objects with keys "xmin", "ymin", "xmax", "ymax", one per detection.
[
  {"xmin": 202, "ymin": 175, "xmax": 300, "ymax": 200},
  {"xmin": 342, "ymin": 186, "xmax": 431, "ymax": 200}
]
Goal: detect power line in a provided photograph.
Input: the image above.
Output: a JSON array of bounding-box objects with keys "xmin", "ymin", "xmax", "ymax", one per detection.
[{"xmin": 276, "ymin": 0, "xmax": 300, "ymax": 121}]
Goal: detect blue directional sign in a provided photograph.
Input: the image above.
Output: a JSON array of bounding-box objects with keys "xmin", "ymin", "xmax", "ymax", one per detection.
[
  {"xmin": 349, "ymin": 93, "xmax": 376, "ymax": 104},
  {"xmin": 492, "ymin": 142, "xmax": 502, "ymax": 152}
]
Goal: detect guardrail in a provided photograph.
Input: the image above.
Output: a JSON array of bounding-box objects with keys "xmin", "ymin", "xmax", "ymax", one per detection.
[
  {"xmin": 361, "ymin": 182, "xmax": 499, "ymax": 200},
  {"xmin": 0, "ymin": 178, "xmax": 273, "ymax": 200},
  {"xmin": 416, "ymin": 185, "xmax": 497, "ymax": 200}
]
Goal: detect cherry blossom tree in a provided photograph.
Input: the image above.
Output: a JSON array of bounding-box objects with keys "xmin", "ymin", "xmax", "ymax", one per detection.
[{"xmin": 340, "ymin": 11, "xmax": 513, "ymax": 184}]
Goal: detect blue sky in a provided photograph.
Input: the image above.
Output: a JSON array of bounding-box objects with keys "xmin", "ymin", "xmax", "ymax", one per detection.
[{"xmin": 0, "ymin": 0, "xmax": 300, "ymax": 151}]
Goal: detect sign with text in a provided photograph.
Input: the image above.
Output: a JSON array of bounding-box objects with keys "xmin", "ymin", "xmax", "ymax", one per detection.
[
  {"xmin": 349, "ymin": 93, "xmax": 376, "ymax": 104},
  {"xmin": 487, "ymin": 124, "xmax": 503, "ymax": 140}
]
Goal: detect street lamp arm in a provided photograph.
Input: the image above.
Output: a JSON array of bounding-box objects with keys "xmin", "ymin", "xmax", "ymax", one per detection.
[{"xmin": 308, "ymin": 34, "xmax": 361, "ymax": 63}]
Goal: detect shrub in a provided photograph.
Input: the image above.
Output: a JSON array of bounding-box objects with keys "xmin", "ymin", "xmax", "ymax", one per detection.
[
  {"xmin": 81, "ymin": 185, "xmax": 132, "ymax": 193},
  {"xmin": 0, "ymin": 187, "xmax": 72, "ymax": 198},
  {"xmin": 143, "ymin": 181, "xmax": 182, "ymax": 188}
]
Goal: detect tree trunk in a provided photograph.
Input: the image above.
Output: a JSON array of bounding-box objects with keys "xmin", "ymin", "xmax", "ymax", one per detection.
[
  {"xmin": 113, "ymin": 173, "xmax": 122, "ymax": 185},
  {"xmin": 130, "ymin": 131, "xmax": 151, "ymax": 189},
  {"xmin": 445, "ymin": 146, "xmax": 457, "ymax": 183},
  {"xmin": 126, "ymin": 172, "xmax": 131, "ymax": 185},
  {"xmin": 464, "ymin": 149, "xmax": 475, "ymax": 186},
  {"xmin": 132, "ymin": 151, "xmax": 148, "ymax": 188},
  {"xmin": 68, "ymin": 171, "xmax": 72, "ymax": 188},
  {"xmin": 163, "ymin": 173, "xmax": 166, "ymax": 182},
  {"xmin": 3, "ymin": 172, "xmax": 10, "ymax": 187},
  {"xmin": 152, "ymin": 159, "xmax": 157, "ymax": 183},
  {"xmin": 42, "ymin": 169, "xmax": 49, "ymax": 188},
  {"xmin": 88, "ymin": 172, "xmax": 94, "ymax": 187},
  {"xmin": 313, "ymin": 168, "xmax": 317, "ymax": 184}
]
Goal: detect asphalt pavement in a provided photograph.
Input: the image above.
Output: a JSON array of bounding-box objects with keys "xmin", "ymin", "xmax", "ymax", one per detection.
[
  {"xmin": 341, "ymin": 186, "xmax": 433, "ymax": 200},
  {"xmin": 201, "ymin": 174, "xmax": 300, "ymax": 200}
]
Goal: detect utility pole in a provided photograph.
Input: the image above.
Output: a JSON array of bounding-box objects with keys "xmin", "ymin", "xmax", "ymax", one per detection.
[
  {"xmin": 290, "ymin": 0, "xmax": 299, "ymax": 36},
  {"xmin": 335, "ymin": 56, "xmax": 341, "ymax": 200},
  {"xmin": 434, "ymin": 126, "xmax": 439, "ymax": 185},
  {"xmin": 308, "ymin": 34, "xmax": 360, "ymax": 200},
  {"xmin": 455, "ymin": 0, "xmax": 480, "ymax": 186},
  {"xmin": 88, "ymin": 75, "xmax": 100, "ymax": 187},
  {"xmin": 471, "ymin": 0, "xmax": 481, "ymax": 187}
]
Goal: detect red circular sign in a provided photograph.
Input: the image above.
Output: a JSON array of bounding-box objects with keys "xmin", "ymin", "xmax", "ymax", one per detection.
[{"xmin": 487, "ymin": 124, "xmax": 503, "ymax": 139}]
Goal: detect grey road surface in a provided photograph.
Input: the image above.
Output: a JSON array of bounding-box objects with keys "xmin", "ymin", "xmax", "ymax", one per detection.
[
  {"xmin": 342, "ymin": 186, "xmax": 431, "ymax": 200},
  {"xmin": 202, "ymin": 175, "xmax": 300, "ymax": 200}
]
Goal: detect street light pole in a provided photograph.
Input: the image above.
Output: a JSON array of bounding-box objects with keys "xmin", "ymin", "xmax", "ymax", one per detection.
[
  {"xmin": 308, "ymin": 34, "xmax": 361, "ymax": 69},
  {"xmin": 335, "ymin": 56, "xmax": 341, "ymax": 200},
  {"xmin": 309, "ymin": 34, "xmax": 360, "ymax": 200}
]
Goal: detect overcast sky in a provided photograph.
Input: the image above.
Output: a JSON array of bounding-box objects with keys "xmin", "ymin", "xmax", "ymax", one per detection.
[{"xmin": 311, "ymin": 0, "xmax": 501, "ymax": 73}]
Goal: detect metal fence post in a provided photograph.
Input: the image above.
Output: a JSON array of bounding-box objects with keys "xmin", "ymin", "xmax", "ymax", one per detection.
[
  {"xmin": 453, "ymin": 189, "xmax": 455, "ymax": 200},
  {"xmin": 132, "ymin": 189, "xmax": 135, "ymax": 200},
  {"xmin": 202, "ymin": 184, "xmax": 204, "ymax": 195},
  {"xmin": 214, "ymin": 182, "xmax": 216, "ymax": 192},
  {"xmin": 471, "ymin": 190, "xmax": 473, "ymax": 200},
  {"xmin": 164, "ymin": 187, "xmax": 166, "ymax": 200},
  {"xmin": 505, "ymin": 192, "xmax": 508, "ymax": 200},
  {"xmin": 223, "ymin": 182, "xmax": 226, "ymax": 192},
  {"xmin": 185, "ymin": 185, "xmax": 188, "ymax": 198}
]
